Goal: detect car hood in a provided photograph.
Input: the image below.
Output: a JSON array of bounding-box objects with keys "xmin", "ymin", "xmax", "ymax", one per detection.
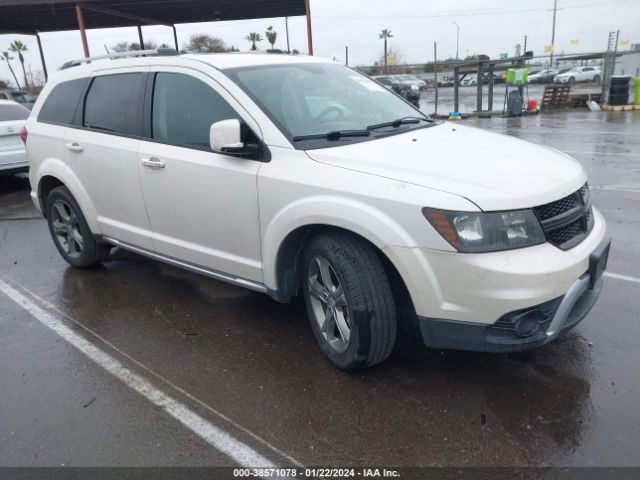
[{"xmin": 305, "ymin": 123, "xmax": 586, "ymax": 211}]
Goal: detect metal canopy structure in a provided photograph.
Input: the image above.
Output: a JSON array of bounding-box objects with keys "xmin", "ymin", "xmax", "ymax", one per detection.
[{"xmin": 0, "ymin": 0, "xmax": 312, "ymax": 83}]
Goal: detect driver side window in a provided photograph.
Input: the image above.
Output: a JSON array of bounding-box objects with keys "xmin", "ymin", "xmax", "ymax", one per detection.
[{"xmin": 152, "ymin": 73, "xmax": 240, "ymax": 148}]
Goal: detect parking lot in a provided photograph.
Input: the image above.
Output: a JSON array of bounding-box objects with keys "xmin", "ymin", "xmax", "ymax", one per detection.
[{"xmin": 1, "ymin": 110, "xmax": 639, "ymax": 469}]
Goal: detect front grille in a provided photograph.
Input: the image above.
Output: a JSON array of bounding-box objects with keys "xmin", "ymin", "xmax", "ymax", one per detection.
[
  {"xmin": 533, "ymin": 183, "xmax": 593, "ymax": 250},
  {"xmin": 534, "ymin": 194, "xmax": 577, "ymax": 220}
]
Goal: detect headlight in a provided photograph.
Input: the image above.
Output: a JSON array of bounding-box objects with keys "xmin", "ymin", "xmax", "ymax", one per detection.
[
  {"xmin": 422, "ymin": 208, "xmax": 546, "ymax": 253},
  {"xmin": 411, "ymin": 84, "xmax": 419, "ymax": 91}
]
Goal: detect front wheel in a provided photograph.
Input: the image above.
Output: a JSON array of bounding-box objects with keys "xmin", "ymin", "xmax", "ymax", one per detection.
[
  {"xmin": 302, "ymin": 233, "xmax": 397, "ymax": 371},
  {"xmin": 45, "ymin": 186, "xmax": 111, "ymax": 268},
  {"xmin": 568, "ymin": 76, "xmax": 575, "ymax": 84}
]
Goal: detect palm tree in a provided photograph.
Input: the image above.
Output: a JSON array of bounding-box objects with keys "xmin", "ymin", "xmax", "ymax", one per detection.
[
  {"xmin": 378, "ymin": 29, "xmax": 393, "ymax": 70},
  {"xmin": 1, "ymin": 51, "xmax": 21, "ymax": 89},
  {"xmin": 265, "ymin": 26, "xmax": 277, "ymax": 50},
  {"xmin": 8, "ymin": 40, "xmax": 28, "ymax": 88},
  {"xmin": 245, "ymin": 32, "xmax": 263, "ymax": 51}
]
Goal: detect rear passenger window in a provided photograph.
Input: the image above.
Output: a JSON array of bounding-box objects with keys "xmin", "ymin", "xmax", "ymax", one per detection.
[
  {"xmin": 84, "ymin": 73, "xmax": 146, "ymax": 136},
  {"xmin": 38, "ymin": 78, "xmax": 87, "ymax": 125},
  {"xmin": 152, "ymin": 73, "xmax": 239, "ymax": 148}
]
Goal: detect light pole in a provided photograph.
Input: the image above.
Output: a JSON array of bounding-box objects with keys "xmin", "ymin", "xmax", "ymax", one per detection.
[
  {"xmin": 452, "ymin": 22, "xmax": 460, "ymax": 60},
  {"xmin": 550, "ymin": 0, "xmax": 558, "ymax": 68}
]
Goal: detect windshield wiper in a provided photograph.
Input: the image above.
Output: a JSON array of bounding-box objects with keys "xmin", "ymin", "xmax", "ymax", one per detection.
[
  {"xmin": 293, "ymin": 129, "xmax": 371, "ymax": 141},
  {"xmin": 367, "ymin": 116, "xmax": 434, "ymax": 131}
]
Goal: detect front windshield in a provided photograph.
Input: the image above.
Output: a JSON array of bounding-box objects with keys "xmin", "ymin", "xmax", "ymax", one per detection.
[{"xmin": 224, "ymin": 62, "xmax": 430, "ymax": 146}]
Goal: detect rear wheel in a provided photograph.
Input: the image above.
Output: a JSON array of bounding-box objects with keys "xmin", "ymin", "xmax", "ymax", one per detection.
[
  {"xmin": 302, "ymin": 232, "xmax": 397, "ymax": 371},
  {"xmin": 46, "ymin": 186, "xmax": 110, "ymax": 268},
  {"xmin": 593, "ymin": 74, "xmax": 601, "ymax": 83}
]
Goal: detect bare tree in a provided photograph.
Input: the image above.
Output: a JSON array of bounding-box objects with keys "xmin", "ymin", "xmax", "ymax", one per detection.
[
  {"xmin": 183, "ymin": 34, "xmax": 235, "ymax": 53},
  {"xmin": 265, "ymin": 26, "xmax": 277, "ymax": 50}
]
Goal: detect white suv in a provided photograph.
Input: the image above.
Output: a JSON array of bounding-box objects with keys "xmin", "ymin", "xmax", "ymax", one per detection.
[{"xmin": 25, "ymin": 51, "xmax": 609, "ymax": 370}]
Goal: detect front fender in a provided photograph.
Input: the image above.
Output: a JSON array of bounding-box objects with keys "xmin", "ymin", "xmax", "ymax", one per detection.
[{"xmin": 261, "ymin": 195, "xmax": 417, "ymax": 290}]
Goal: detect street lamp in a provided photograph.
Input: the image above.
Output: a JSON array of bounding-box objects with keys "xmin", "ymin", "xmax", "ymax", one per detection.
[{"xmin": 452, "ymin": 22, "xmax": 460, "ymax": 60}]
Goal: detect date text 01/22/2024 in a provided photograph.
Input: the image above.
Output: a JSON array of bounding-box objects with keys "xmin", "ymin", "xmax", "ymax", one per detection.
[{"xmin": 232, "ymin": 468, "xmax": 400, "ymax": 478}]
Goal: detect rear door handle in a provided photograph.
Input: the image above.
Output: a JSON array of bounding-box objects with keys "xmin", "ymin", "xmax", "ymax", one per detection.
[
  {"xmin": 142, "ymin": 157, "xmax": 165, "ymax": 170},
  {"xmin": 66, "ymin": 142, "xmax": 83, "ymax": 152}
]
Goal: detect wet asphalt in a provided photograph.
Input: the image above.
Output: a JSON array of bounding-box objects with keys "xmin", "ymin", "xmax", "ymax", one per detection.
[{"xmin": 0, "ymin": 110, "xmax": 638, "ymax": 468}]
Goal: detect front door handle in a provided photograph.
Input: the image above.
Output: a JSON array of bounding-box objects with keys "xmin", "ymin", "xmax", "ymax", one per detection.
[
  {"xmin": 142, "ymin": 157, "xmax": 165, "ymax": 170},
  {"xmin": 66, "ymin": 142, "xmax": 83, "ymax": 152}
]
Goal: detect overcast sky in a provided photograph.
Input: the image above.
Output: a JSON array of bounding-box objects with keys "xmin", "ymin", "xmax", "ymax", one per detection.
[{"xmin": 1, "ymin": 0, "xmax": 639, "ymax": 86}]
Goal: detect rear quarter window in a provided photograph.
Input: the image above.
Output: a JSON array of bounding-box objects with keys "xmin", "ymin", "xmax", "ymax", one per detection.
[
  {"xmin": 0, "ymin": 103, "xmax": 30, "ymax": 121},
  {"xmin": 38, "ymin": 78, "xmax": 87, "ymax": 125},
  {"xmin": 83, "ymin": 73, "xmax": 146, "ymax": 136}
]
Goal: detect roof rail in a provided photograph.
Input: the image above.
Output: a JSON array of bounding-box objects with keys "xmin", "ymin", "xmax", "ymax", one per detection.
[{"xmin": 60, "ymin": 48, "xmax": 179, "ymax": 70}]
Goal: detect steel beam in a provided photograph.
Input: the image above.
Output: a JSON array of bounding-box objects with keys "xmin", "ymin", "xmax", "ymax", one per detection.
[
  {"xmin": 35, "ymin": 32, "xmax": 48, "ymax": 81},
  {"xmin": 75, "ymin": 3, "xmax": 90, "ymax": 58},
  {"xmin": 173, "ymin": 26, "xmax": 179, "ymax": 51},
  {"xmin": 453, "ymin": 67, "xmax": 459, "ymax": 112},
  {"xmin": 79, "ymin": 3, "xmax": 172, "ymax": 27},
  {"xmin": 137, "ymin": 24, "xmax": 144, "ymax": 50},
  {"xmin": 476, "ymin": 62, "xmax": 483, "ymax": 113},
  {"xmin": 305, "ymin": 0, "xmax": 313, "ymax": 55}
]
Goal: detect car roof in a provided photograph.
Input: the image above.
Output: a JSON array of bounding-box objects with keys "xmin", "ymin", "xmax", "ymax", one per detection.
[{"xmin": 48, "ymin": 52, "xmax": 336, "ymax": 85}]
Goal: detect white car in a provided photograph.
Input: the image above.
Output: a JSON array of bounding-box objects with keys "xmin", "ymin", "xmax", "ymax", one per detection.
[
  {"xmin": 25, "ymin": 51, "xmax": 609, "ymax": 371},
  {"xmin": 396, "ymin": 75, "xmax": 427, "ymax": 90},
  {"xmin": 460, "ymin": 74, "xmax": 478, "ymax": 86},
  {"xmin": 0, "ymin": 100, "xmax": 29, "ymax": 175},
  {"xmin": 554, "ymin": 66, "xmax": 601, "ymax": 84}
]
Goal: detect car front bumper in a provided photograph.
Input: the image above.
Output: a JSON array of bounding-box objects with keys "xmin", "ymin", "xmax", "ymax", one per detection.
[
  {"xmin": 418, "ymin": 270, "xmax": 604, "ymax": 352},
  {"xmin": 383, "ymin": 207, "xmax": 607, "ymax": 352}
]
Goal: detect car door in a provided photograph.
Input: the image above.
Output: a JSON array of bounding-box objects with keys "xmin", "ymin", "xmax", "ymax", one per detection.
[
  {"xmin": 137, "ymin": 68, "xmax": 263, "ymax": 283},
  {"xmin": 65, "ymin": 69, "xmax": 153, "ymax": 249}
]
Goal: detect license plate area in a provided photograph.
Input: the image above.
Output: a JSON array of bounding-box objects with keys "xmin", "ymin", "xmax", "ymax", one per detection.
[{"xmin": 589, "ymin": 239, "xmax": 610, "ymax": 289}]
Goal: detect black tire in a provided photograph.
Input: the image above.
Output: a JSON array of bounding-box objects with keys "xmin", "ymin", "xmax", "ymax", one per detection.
[
  {"xmin": 568, "ymin": 76, "xmax": 575, "ymax": 84},
  {"xmin": 302, "ymin": 232, "xmax": 397, "ymax": 371},
  {"xmin": 45, "ymin": 186, "xmax": 111, "ymax": 268},
  {"xmin": 593, "ymin": 74, "xmax": 600, "ymax": 83}
]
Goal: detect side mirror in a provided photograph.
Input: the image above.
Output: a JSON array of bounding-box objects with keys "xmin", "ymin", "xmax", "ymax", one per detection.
[
  {"xmin": 210, "ymin": 119, "xmax": 260, "ymax": 158},
  {"xmin": 210, "ymin": 119, "xmax": 244, "ymax": 153}
]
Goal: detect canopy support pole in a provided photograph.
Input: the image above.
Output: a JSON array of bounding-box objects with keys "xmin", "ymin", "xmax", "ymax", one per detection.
[
  {"xmin": 137, "ymin": 25, "xmax": 145, "ymax": 50},
  {"xmin": 75, "ymin": 3, "xmax": 90, "ymax": 58},
  {"xmin": 305, "ymin": 0, "xmax": 313, "ymax": 55},
  {"xmin": 35, "ymin": 32, "xmax": 48, "ymax": 82},
  {"xmin": 173, "ymin": 26, "xmax": 179, "ymax": 51}
]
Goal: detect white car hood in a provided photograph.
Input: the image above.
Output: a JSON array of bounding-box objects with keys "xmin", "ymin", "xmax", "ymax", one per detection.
[{"xmin": 305, "ymin": 123, "xmax": 586, "ymax": 211}]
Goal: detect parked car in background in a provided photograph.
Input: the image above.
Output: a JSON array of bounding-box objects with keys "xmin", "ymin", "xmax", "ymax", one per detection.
[
  {"xmin": 372, "ymin": 75, "xmax": 421, "ymax": 107},
  {"xmin": 0, "ymin": 100, "xmax": 29, "ymax": 175},
  {"xmin": 554, "ymin": 66, "xmax": 601, "ymax": 84},
  {"xmin": 26, "ymin": 52, "xmax": 608, "ymax": 371},
  {"xmin": 438, "ymin": 76, "xmax": 454, "ymax": 87},
  {"xmin": 460, "ymin": 74, "xmax": 478, "ymax": 86},
  {"xmin": 529, "ymin": 69, "xmax": 559, "ymax": 84},
  {"xmin": 0, "ymin": 89, "xmax": 37, "ymax": 110},
  {"xmin": 396, "ymin": 75, "xmax": 427, "ymax": 91}
]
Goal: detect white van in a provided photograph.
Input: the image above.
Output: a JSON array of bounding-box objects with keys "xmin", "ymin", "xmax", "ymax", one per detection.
[{"xmin": 25, "ymin": 51, "xmax": 609, "ymax": 370}]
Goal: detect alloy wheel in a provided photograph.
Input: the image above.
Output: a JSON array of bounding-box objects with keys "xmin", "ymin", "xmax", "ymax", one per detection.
[
  {"xmin": 308, "ymin": 256, "xmax": 351, "ymax": 353},
  {"xmin": 51, "ymin": 199, "xmax": 84, "ymax": 259}
]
